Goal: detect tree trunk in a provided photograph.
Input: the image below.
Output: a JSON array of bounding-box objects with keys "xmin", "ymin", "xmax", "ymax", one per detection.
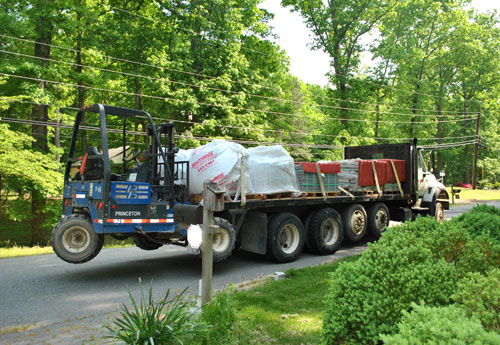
[{"xmin": 30, "ymin": 15, "xmax": 52, "ymax": 245}]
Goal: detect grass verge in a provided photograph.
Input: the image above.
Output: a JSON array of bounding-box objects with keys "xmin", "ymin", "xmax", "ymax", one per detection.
[
  {"xmin": 0, "ymin": 242, "xmax": 133, "ymax": 259},
  {"xmin": 230, "ymin": 255, "xmax": 360, "ymax": 345},
  {"xmin": 448, "ymin": 187, "xmax": 500, "ymax": 202}
]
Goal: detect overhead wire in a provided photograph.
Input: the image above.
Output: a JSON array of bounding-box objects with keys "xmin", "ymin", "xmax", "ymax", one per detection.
[
  {"xmin": 0, "ymin": 48, "xmax": 473, "ymax": 119},
  {"xmin": 0, "ymin": 73, "xmax": 479, "ymax": 125},
  {"xmin": 0, "ymin": 98, "xmax": 479, "ymax": 143},
  {"xmin": 0, "ymin": 34, "xmax": 476, "ymax": 116}
]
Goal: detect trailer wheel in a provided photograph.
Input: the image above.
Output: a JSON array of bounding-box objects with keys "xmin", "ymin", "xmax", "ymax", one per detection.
[
  {"xmin": 211, "ymin": 217, "xmax": 236, "ymax": 263},
  {"xmin": 51, "ymin": 214, "xmax": 104, "ymax": 264},
  {"xmin": 133, "ymin": 234, "xmax": 163, "ymax": 250},
  {"xmin": 266, "ymin": 213, "xmax": 304, "ymax": 263},
  {"xmin": 367, "ymin": 203, "xmax": 390, "ymax": 238},
  {"xmin": 307, "ymin": 208, "xmax": 343, "ymax": 255},
  {"xmin": 342, "ymin": 204, "xmax": 367, "ymax": 242}
]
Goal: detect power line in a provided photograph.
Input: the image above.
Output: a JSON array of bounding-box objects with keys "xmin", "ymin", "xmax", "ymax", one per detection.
[
  {"xmin": 0, "ymin": 48, "xmax": 472, "ymax": 119},
  {"xmin": 1, "ymin": 98, "xmax": 479, "ymax": 143},
  {"xmin": 0, "ymin": 34, "xmax": 475, "ymax": 116},
  {"xmin": 0, "ymin": 73, "xmax": 479, "ymax": 125},
  {"xmin": 1, "ymin": 49, "xmax": 474, "ymax": 120}
]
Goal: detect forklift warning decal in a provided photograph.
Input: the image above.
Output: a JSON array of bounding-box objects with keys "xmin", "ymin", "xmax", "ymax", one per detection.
[{"xmin": 94, "ymin": 218, "xmax": 174, "ymax": 224}]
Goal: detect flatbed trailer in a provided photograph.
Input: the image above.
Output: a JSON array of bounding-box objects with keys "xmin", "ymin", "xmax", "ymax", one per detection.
[{"xmin": 191, "ymin": 141, "xmax": 449, "ymax": 263}]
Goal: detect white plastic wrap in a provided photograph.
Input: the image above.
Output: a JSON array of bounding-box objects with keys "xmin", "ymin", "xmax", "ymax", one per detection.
[
  {"xmin": 247, "ymin": 146, "xmax": 299, "ymax": 194},
  {"xmin": 188, "ymin": 140, "xmax": 251, "ymax": 195}
]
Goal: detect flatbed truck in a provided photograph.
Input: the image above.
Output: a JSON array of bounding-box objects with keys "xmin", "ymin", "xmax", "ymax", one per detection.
[{"xmin": 51, "ymin": 104, "xmax": 449, "ymax": 264}]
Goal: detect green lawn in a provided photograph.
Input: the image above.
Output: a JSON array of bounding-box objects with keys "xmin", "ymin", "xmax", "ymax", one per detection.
[{"xmin": 231, "ymin": 256, "xmax": 359, "ymax": 345}]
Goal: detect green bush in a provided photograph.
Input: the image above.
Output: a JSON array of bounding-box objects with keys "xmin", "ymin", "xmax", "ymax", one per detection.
[
  {"xmin": 465, "ymin": 204, "xmax": 500, "ymax": 217},
  {"xmin": 323, "ymin": 218, "xmax": 458, "ymax": 345},
  {"xmin": 381, "ymin": 303, "xmax": 500, "ymax": 345},
  {"xmin": 452, "ymin": 269, "xmax": 500, "ymax": 332},
  {"xmin": 454, "ymin": 208, "xmax": 500, "ymax": 245},
  {"xmin": 322, "ymin": 216, "xmax": 500, "ymax": 345},
  {"xmin": 106, "ymin": 283, "xmax": 209, "ymax": 345},
  {"xmin": 201, "ymin": 290, "xmax": 237, "ymax": 344}
]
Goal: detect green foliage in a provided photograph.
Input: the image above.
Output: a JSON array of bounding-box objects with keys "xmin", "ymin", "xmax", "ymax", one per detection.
[
  {"xmin": 106, "ymin": 283, "xmax": 209, "ymax": 345},
  {"xmin": 322, "ymin": 216, "xmax": 500, "ymax": 345},
  {"xmin": 452, "ymin": 269, "xmax": 500, "ymax": 331},
  {"xmin": 201, "ymin": 290, "xmax": 237, "ymax": 344},
  {"xmin": 381, "ymin": 303, "xmax": 500, "ymax": 345},
  {"xmin": 323, "ymin": 218, "xmax": 458, "ymax": 345},
  {"xmin": 454, "ymin": 204, "xmax": 500, "ymax": 244}
]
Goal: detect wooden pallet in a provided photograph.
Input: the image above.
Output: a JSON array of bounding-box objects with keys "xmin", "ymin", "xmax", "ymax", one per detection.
[{"xmin": 305, "ymin": 191, "xmax": 339, "ymax": 198}]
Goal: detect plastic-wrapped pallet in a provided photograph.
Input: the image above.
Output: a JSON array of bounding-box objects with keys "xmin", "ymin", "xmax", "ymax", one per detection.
[
  {"xmin": 188, "ymin": 140, "xmax": 251, "ymax": 195},
  {"xmin": 247, "ymin": 146, "xmax": 299, "ymax": 194}
]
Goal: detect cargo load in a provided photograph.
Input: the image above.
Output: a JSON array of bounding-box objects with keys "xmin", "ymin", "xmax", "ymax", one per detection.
[{"xmin": 247, "ymin": 146, "xmax": 299, "ymax": 195}]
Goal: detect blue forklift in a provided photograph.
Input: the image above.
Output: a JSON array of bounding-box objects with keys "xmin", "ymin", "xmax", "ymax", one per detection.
[{"xmin": 51, "ymin": 104, "xmax": 192, "ymax": 263}]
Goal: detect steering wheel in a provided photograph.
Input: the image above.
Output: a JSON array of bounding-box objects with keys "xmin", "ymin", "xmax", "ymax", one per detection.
[{"xmin": 123, "ymin": 149, "xmax": 141, "ymax": 164}]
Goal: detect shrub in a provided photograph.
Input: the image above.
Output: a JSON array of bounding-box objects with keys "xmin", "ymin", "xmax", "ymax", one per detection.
[
  {"xmin": 201, "ymin": 290, "xmax": 237, "ymax": 344},
  {"xmin": 322, "ymin": 216, "xmax": 500, "ymax": 345},
  {"xmin": 463, "ymin": 203, "xmax": 500, "ymax": 217},
  {"xmin": 323, "ymin": 218, "xmax": 458, "ymax": 345},
  {"xmin": 454, "ymin": 210, "xmax": 500, "ymax": 245},
  {"xmin": 381, "ymin": 303, "xmax": 500, "ymax": 345},
  {"xmin": 106, "ymin": 283, "xmax": 209, "ymax": 345},
  {"xmin": 452, "ymin": 269, "xmax": 500, "ymax": 332}
]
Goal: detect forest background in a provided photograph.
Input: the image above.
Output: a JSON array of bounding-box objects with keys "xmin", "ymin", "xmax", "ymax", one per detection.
[{"xmin": 0, "ymin": 0, "xmax": 499, "ymax": 245}]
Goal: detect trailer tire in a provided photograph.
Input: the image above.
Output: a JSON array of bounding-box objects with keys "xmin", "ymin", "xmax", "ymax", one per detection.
[
  {"xmin": 133, "ymin": 234, "xmax": 163, "ymax": 250},
  {"xmin": 342, "ymin": 204, "xmax": 367, "ymax": 242},
  {"xmin": 211, "ymin": 217, "xmax": 236, "ymax": 263},
  {"xmin": 266, "ymin": 213, "xmax": 304, "ymax": 263},
  {"xmin": 367, "ymin": 203, "xmax": 390, "ymax": 238},
  {"xmin": 307, "ymin": 208, "xmax": 343, "ymax": 255},
  {"xmin": 51, "ymin": 214, "xmax": 104, "ymax": 264}
]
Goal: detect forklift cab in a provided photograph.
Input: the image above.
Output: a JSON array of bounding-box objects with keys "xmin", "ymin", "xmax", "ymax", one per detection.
[{"xmin": 54, "ymin": 104, "xmax": 189, "ymax": 264}]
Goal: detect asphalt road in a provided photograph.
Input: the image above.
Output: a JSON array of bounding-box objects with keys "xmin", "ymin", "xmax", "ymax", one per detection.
[{"xmin": 1, "ymin": 200, "xmax": 499, "ymax": 332}]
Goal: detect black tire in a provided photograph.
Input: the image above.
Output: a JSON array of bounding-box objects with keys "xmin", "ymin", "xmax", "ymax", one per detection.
[
  {"xmin": 367, "ymin": 203, "xmax": 390, "ymax": 238},
  {"xmin": 211, "ymin": 217, "xmax": 236, "ymax": 263},
  {"xmin": 51, "ymin": 214, "xmax": 104, "ymax": 264},
  {"xmin": 133, "ymin": 234, "xmax": 163, "ymax": 250},
  {"xmin": 307, "ymin": 208, "xmax": 343, "ymax": 255},
  {"xmin": 266, "ymin": 212, "xmax": 305, "ymax": 263},
  {"xmin": 342, "ymin": 204, "xmax": 367, "ymax": 242}
]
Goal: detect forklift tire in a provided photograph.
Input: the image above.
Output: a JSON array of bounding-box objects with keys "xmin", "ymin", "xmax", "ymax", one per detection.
[
  {"xmin": 307, "ymin": 208, "xmax": 343, "ymax": 255},
  {"xmin": 342, "ymin": 204, "xmax": 367, "ymax": 242},
  {"xmin": 51, "ymin": 214, "xmax": 104, "ymax": 264},
  {"xmin": 266, "ymin": 212, "xmax": 305, "ymax": 263},
  {"xmin": 211, "ymin": 218, "xmax": 236, "ymax": 263},
  {"xmin": 133, "ymin": 235, "xmax": 163, "ymax": 250}
]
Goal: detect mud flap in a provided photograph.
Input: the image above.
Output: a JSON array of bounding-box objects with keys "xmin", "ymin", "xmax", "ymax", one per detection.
[{"xmin": 239, "ymin": 212, "xmax": 267, "ymax": 254}]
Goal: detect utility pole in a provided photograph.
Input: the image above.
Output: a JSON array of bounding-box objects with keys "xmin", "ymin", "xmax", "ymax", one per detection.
[{"xmin": 472, "ymin": 105, "xmax": 481, "ymax": 190}]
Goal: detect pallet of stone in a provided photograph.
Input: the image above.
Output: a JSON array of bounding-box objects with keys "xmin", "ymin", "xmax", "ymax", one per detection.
[{"xmin": 295, "ymin": 162, "xmax": 341, "ymax": 193}]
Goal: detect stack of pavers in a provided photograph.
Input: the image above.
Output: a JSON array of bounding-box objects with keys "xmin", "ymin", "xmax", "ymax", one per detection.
[
  {"xmin": 295, "ymin": 159, "xmax": 406, "ymax": 196},
  {"xmin": 295, "ymin": 162, "xmax": 341, "ymax": 194}
]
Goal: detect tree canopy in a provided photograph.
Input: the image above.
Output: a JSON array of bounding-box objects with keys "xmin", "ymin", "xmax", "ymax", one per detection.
[{"xmin": 0, "ymin": 0, "xmax": 499, "ymax": 243}]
